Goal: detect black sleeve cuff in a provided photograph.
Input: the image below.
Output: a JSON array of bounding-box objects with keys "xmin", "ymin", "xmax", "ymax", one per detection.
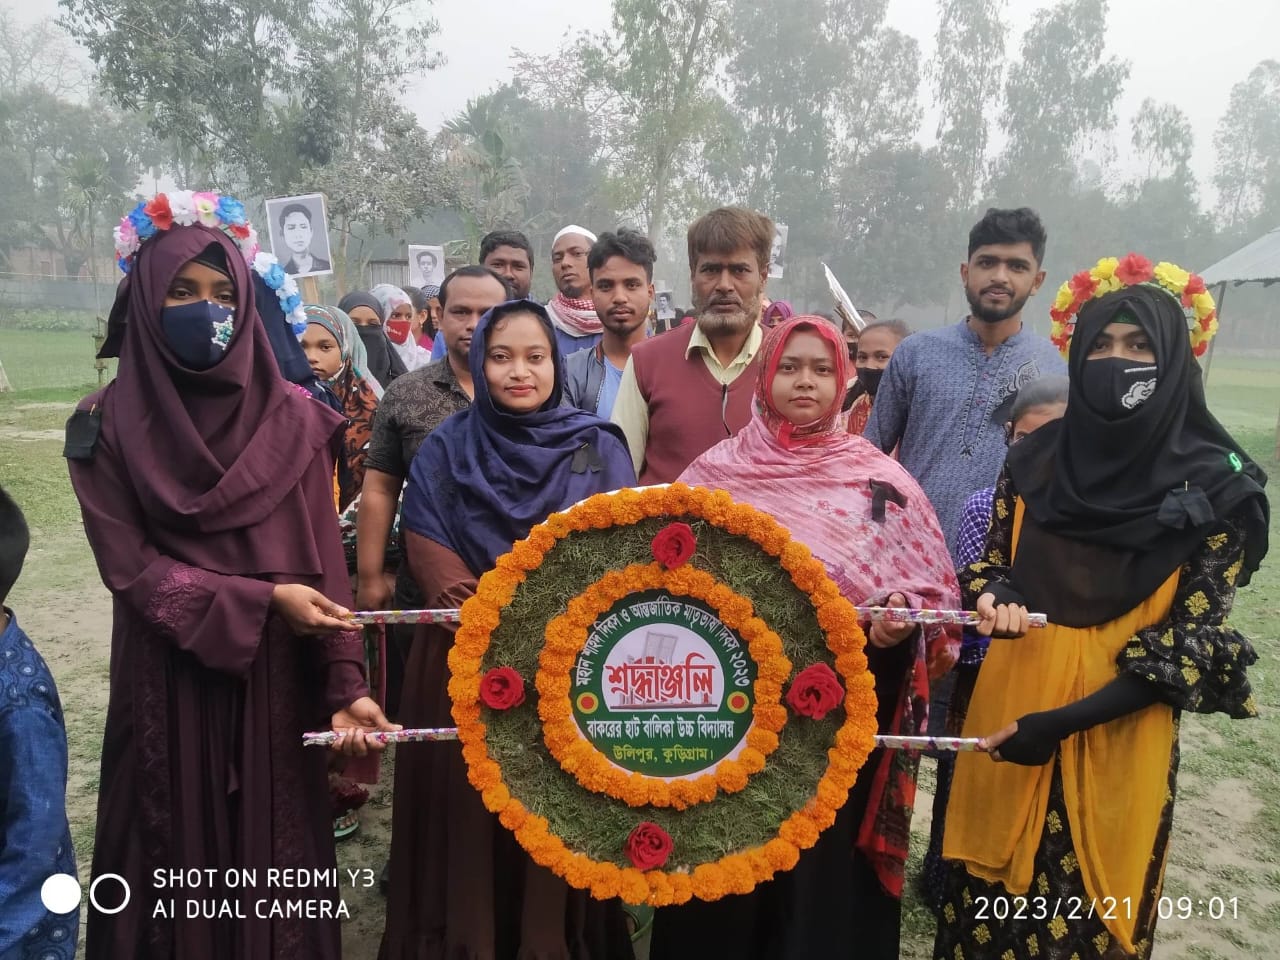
[{"xmin": 983, "ymin": 581, "xmax": 1026, "ymax": 609}]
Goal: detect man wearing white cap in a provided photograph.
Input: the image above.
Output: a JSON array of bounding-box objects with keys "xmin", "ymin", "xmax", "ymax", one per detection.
[{"xmin": 547, "ymin": 224, "xmax": 604, "ymax": 357}]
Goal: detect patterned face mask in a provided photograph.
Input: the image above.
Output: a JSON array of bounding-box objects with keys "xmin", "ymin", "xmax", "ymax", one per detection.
[
  {"xmin": 160, "ymin": 301, "xmax": 235, "ymax": 370},
  {"xmin": 1081, "ymin": 356, "xmax": 1158, "ymax": 418}
]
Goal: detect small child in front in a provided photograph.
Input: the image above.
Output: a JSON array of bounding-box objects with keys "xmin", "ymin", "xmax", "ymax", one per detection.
[{"xmin": 0, "ymin": 485, "xmax": 78, "ymax": 958}]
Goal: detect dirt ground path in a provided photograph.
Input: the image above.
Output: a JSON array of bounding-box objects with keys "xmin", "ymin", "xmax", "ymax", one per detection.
[
  {"xmin": 14, "ymin": 533, "xmax": 114, "ymax": 865},
  {"xmin": 907, "ymin": 762, "xmax": 1273, "ymax": 959}
]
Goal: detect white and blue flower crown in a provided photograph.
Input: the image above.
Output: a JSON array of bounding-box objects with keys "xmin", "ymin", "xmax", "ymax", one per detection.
[{"xmin": 113, "ymin": 190, "xmax": 307, "ymax": 336}]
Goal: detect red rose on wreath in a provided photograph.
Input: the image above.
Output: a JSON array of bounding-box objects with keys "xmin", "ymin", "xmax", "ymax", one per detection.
[
  {"xmin": 624, "ymin": 821, "xmax": 674, "ymax": 871},
  {"xmin": 480, "ymin": 667, "xmax": 525, "ymax": 710},
  {"xmin": 785, "ymin": 663, "xmax": 845, "ymax": 720},
  {"xmin": 651, "ymin": 522, "xmax": 697, "ymax": 568}
]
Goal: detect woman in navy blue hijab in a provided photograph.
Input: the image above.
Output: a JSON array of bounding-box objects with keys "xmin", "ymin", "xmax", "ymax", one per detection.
[
  {"xmin": 402, "ymin": 298, "xmax": 635, "ymax": 572},
  {"xmin": 382, "ymin": 300, "xmax": 635, "ymax": 959}
]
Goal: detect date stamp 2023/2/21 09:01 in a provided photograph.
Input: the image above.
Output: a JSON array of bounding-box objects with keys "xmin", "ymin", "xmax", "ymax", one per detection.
[{"xmin": 969, "ymin": 895, "xmax": 1243, "ymax": 923}]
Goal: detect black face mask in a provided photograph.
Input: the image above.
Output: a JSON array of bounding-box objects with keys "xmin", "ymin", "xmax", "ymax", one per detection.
[
  {"xmin": 161, "ymin": 301, "xmax": 235, "ymax": 370},
  {"xmin": 855, "ymin": 366, "xmax": 884, "ymax": 398},
  {"xmin": 1081, "ymin": 357, "xmax": 1158, "ymax": 419},
  {"xmin": 356, "ymin": 322, "xmax": 390, "ymax": 359}
]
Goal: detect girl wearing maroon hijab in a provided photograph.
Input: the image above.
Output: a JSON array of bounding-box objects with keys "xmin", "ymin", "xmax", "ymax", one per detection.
[{"xmin": 67, "ymin": 209, "xmax": 396, "ymax": 959}]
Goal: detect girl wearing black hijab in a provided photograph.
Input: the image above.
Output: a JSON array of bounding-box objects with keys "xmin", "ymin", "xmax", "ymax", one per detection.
[
  {"xmin": 338, "ymin": 290, "xmax": 408, "ymax": 386},
  {"xmin": 934, "ymin": 271, "xmax": 1268, "ymax": 960}
]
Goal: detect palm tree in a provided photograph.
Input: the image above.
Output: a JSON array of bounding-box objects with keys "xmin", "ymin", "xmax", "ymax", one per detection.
[
  {"xmin": 443, "ymin": 97, "xmax": 532, "ymax": 258},
  {"xmin": 61, "ymin": 151, "xmax": 112, "ymax": 320}
]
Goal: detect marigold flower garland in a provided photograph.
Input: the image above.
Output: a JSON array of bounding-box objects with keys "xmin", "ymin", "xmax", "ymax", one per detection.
[
  {"xmin": 446, "ymin": 483, "xmax": 879, "ymax": 906},
  {"xmin": 538, "ymin": 562, "xmax": 791, "ymax": 809},
  {"xmin": 1048, "ymin": 253, "xmax": 1218, "ymax": 358}
]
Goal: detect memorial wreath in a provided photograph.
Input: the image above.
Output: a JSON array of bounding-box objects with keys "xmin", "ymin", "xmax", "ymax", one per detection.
[{"xmin": 447, "ymin": 483, "xmax": 878, "ymax": 906}]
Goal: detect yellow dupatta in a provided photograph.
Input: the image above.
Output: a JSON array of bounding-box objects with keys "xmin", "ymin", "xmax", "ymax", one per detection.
[{"xmin": 943, "ymin": 499, "xmax": 1178, "ymax": 953}]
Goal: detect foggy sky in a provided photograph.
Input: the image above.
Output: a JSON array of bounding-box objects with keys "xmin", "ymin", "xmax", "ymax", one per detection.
[
  {"xmin": 13, "ymin": 0, "xmax": 1279, "ymax": 207},
  {"xmin": 408, "ymin": 0, "xmax": 1278, "ymax": 208}
]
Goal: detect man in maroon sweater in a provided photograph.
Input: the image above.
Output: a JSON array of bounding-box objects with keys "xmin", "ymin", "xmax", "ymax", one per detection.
[{"xmin": 611, "ymin": 207, "xmax": 773, "ymax": 483}]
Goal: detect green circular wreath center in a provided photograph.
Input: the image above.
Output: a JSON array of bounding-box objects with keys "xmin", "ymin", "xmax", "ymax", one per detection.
[{"xmin": 570, "ymin": 589, "xmax": 758, "ymax": 777}]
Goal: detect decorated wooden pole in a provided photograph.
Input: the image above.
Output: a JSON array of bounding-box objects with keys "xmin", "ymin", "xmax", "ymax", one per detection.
[
  {"xmin": 305, "ymin": 727, "xmax": 987, "ymax": 754},
  {"xmin": 346, "ymin": 606, "xmax": 1048, "ymax": 628},
  {"xmin": 93, "ymin": 314, "xmax": 108, "ymax": 387},
  {"xmin": 1202, "ymin": 280, "xmax": 1228, "ymax": 386}
]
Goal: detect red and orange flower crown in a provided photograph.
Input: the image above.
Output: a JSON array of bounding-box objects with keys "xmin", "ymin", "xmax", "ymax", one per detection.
[{"xmin": 1048, "ymin": 253, "xmax": 1218, "ymax": 358}]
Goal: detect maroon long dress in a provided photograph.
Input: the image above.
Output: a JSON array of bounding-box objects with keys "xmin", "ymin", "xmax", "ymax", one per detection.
[{"xmin": 68, "ymin": 223, "xmax": 368, "ymax": 959}]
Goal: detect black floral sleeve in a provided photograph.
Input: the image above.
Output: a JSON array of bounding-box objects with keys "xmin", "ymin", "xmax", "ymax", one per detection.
[
  {"xmin": 1119, "ymin": 515, "xmax": 1258, "ymax": 719},
  {"xmin": 957, "ymin": 466, "xmax": 1019, "ymax": 608},
  {"xmin": 959, "ymin": 474, "xmax": 1259, "ymax": 719}
]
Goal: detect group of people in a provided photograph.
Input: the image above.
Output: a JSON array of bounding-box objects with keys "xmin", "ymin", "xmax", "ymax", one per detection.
[{"xmin": 1, "ymin": 195, "xmax": 1267, "ymax": 960}]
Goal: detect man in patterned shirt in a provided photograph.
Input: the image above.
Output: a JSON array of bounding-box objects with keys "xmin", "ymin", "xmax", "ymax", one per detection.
[
  {"xmin": 865, "ymin": 207, "xmax": 1065, "ymax": 739},
  {"xmin": 866, "ymin": 207, "xmax": 1066, "ymax": 558}
]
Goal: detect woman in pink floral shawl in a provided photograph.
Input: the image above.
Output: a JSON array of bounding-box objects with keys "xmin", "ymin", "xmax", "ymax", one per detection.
[{"xmin": 665, "ymin": 315, "xmax": 959, "ymax": 960}]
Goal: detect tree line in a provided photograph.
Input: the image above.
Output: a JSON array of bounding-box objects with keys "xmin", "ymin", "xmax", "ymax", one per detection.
[{"xmin": 3, "ymin": 0, "xmax": 1279, "ymax": 320}]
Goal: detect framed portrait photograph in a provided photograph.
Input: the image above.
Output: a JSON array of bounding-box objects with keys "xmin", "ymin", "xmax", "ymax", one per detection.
[
  {"xmin": 407, "ymin": 244, "xmax": 446, "ymax": 289},
  {"xmin": 768, "ymin": 223, "xmax": 788, "ymax": 280},
  {"xmin": 264, "ymin": 193, "xmax": 334, "ymax": 279},
  {"xmin": 655, "ymin": 290, "xmax": 676, "ymax": 321}
]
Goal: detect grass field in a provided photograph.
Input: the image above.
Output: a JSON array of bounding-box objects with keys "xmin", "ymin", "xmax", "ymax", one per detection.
[
  {"xmin": 1, "ymin": 331, "xmax": 1276, "ymax": 959},
  {"xmin": 0, "ymin": 329, "xmax": 114, "ymax": 394}
]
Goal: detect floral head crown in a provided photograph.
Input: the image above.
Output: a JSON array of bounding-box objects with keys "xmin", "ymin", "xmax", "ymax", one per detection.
[
  {"xmin": 1049, "ymin": 253, "xmax": 1218, "ymax": 358},
  {"xmin": 113, "ymin": 190, "xmax": 306, "ymax": 336}
]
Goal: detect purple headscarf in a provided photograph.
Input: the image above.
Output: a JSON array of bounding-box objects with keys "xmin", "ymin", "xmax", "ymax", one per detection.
[
  {"xmin": 761, "ymin": 299, "xmax": 794, "ymax": 329},
  {"xmin": 92, "ymin": 224, "xmax": 345, "ymax": 576},
  {"xmin": 401, "ymin": 299, "xmax": 636, "ymax": 575}
]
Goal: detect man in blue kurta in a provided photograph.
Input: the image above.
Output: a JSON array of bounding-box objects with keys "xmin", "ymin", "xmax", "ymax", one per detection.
[
  {"xmin": 865, "ymin": 207, "xmax": 1066, "ymax": 745},
  {"xmin": 866, "ymin": 207, "xmax": 1066, "ymax": 559}
]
